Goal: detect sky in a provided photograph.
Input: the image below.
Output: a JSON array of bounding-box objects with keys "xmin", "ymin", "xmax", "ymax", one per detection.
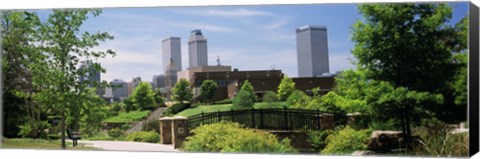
[{"xmin": 39, "ymin": 2, "xmax": 469, "ymax": 83}]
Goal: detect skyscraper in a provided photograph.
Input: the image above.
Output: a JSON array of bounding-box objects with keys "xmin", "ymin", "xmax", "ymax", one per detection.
[
  {"xmin": 162, "ymin": 37, "xmax": 182, "ymax": 72},
  {"xmin": 188, "ymin": 29, "xmax": 208, "ymax": 68},
  {"xmin": 79, "ymin": 61, "xmax": 103, "ymax": 96},
  {"xmin": 296, "ymin": 25, "xmax": 330, "ymax": 77}
]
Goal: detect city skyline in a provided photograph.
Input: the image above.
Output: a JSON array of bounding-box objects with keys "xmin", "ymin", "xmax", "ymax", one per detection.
[{"xmin": 51, "ymin": 3, "xmax": 468, "ymax": 82}]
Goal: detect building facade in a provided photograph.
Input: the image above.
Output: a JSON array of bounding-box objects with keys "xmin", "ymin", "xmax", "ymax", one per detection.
[
  {"xmin": 152, "ymin": 74, "xmax": 166, "ymax": 90},
  {"xmin": 296, "ymin": 25, "xmax": 330, "ymax": 77},
  {"xmin": 188, "ymin": 29, "xmax": 208, "ymax": 68},
  {"xmin": 192, "ymin": 69, "xmax": 284, "ymax": 101},
  {"xmin": 79, "ymin": 61, "xmax": 103, "ymax": 97},
  {"xmin": 110, "ymin": 79, "xmax": 128, "ymax": 101},
  {"xmin": 162, "ymin": 37, "xmax": 182, "ymax": 72}
]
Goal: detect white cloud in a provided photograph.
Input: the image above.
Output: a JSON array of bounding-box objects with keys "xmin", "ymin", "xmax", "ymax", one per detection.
[{"xmin": 101, "ymin": 12, "xmax": 237, "ymax": 33}]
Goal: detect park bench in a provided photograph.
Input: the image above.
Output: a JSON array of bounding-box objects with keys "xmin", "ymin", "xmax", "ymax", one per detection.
[{"xmin": 66, "ymin": 129, "xmax": 82, "ymax": 147}]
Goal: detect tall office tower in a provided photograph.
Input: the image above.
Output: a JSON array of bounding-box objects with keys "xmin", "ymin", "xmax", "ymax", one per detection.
[
  {"xmin": 79, "ymin": 61, "xmax": 103, "ymax": 96},
  {"xmin": 188, "ymin": 29, "xmax": 208, "ymax": 68},
  {"xmin": 296, "ymin": 25, "xmax": 330, "ymax": 77},
  {"xmin": 152, "ymin": 74, "xmax": 166, "ymax": 90},
  {"xmin": 162, "ymin": 37, "xmax": 182, "ymax": 72}
]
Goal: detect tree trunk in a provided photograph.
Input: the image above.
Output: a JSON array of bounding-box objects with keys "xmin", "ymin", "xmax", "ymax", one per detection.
[{"xmin": 61, "ymin": 110, "xmax": 66, "ymax": 149}]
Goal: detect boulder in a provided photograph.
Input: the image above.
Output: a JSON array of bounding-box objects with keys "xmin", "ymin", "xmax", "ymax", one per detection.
[{"xmin": 367, "ymin": 130, "xmax": 403, "ymax": 152}]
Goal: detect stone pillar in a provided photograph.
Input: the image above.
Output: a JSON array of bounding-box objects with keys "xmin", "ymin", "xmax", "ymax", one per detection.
[
  {"xmin": 159, "ymin": 117, "xmax": 173, "ymax": 144},
  {"xmin": 171, "ymin": 116, "xmax": 189, "ymax": 149}
]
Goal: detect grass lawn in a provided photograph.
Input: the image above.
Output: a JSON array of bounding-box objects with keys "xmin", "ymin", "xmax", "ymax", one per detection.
[
  {"xmin": 2, "ymin": 138, "xmax": 101, "ymax": 150},
  {"xmin": 175, "ymin": 102, "xmax": 285, "ymax": 117},
  {"xmin": 103, "ymin": 110, "xmax": 150, "ymax": 123}
]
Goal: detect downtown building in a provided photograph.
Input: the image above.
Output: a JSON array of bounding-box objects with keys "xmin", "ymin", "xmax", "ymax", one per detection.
[
  {"xmin": 296, "ymin": 25, "xmax": 330, "ymax": 77},
  {"xmin": 79, "ymin": 61, "xmax": 103, "ymax": 97},
  {"xmin": 162, "ymin": 37, "xmax": 182, "ymax": 72},
  {"xmin": 108, "ymin": 79, "xmax": 129, "ymax": 102},
  {"xmin": 188, "ymin": 29, "xmax": 208, "ymax": 68}
]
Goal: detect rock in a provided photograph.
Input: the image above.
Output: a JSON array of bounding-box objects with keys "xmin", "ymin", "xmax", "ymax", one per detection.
[
  {"xmin": 352, "ymin": 150, "xmax": 375, "ymax": 156},
  {"xmin": 367, "ymin": 130, "xmax": 403, "ymax": 153}
]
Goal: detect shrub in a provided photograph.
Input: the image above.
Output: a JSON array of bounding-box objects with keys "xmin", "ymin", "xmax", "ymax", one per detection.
[
  {"xmin": 321, "ymin": 126, "xmax": 370, "ymax": 155},
  {"xmin": 103, "ymin": 110, "xmax": 150, "ymax": 123},
  {"xmin": 286, "ymin": 90, "xmax": 310, "ymax": 108},
  {"xmin": 308, "ymin": 130, "xmax": 334, "ymax": 151},
  {"xmin": 126, "ymin": 131, "xmax": 160, "ymax": 143},
  {"xmin": 108, "ymin": 128, "xmax": 124, "ymax": 138},
  {"xmin": 163, "ymin": 103, "xmax": 191, "ymax": 116},
  {"xmin": 120, "ymin": 124, "xmax": 131, "ymax": 131},
  {"xmin": 182, "ymin": 121, "xmax": 297, "ymax": 153},
  {"xmin": 412, "ymin": 118, "xmax": 468, "ymax": 157},
  {"xmin": 262, "ymin": 91, "xmax": 279, "ymax": 103},
  {"xmin": 143, "ymin": 119, "xmax": 160, "ymax": 133},
  {"xmin": 232, "ymin": 90, "xmax": 255, "ymax": 109}
]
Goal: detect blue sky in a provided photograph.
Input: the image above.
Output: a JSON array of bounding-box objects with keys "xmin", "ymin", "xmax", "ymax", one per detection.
[{"xmin": 46, "ymin": 2, "xmax": 468, "ymax": 82}]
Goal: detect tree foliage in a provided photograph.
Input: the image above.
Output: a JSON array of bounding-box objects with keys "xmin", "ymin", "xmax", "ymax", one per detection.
[
  {"xmin": 131, "ymin": 82, "xmax": 156, "ymax": 110},
  {"xmin": 352, "ymin": 3, "xmax": 457, "ymax": 92},
  {"xmin": 232, "ymin": 80, "xmax": 257, "ymax": 109},
  {"xmin": 262, "ymin": 91, "xmax": 279, "ymax": 103},
  {"xmin": 200, "ymin": 80, "xmax": 218, "ymax": 104},
  {"xmin": 277, "ymin": 75, "xmax": 295, "ymax": 101},
  {"xmin": 350, "ymin": 3, "xmax": 466, "ymax": 137},
  {"xmin": 172, "ymin": 79, "xmax": 193, "ymax": 104},
  {"xmin": 2, "ymin": 9, "xmax": 115, "ymax": 148}
]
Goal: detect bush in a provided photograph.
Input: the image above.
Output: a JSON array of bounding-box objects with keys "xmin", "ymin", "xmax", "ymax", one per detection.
[
  {"xmin": 321, "ymin": 126, "xmax": 370, "ymax": 155},
  {"xmin": 263, "ymin": 91, "xmax": 279, "ymax": 103},
  {"xmin": 412, "ymin": 118, "xmax": 468, "ymax": 157},
  {"xmin": 108, "ymin": 128, "xmax": 124, "ymax": 139},
  {"xmin": 143, "ymin": 119, "xmax": 160, "ymax": 133},
  {"xmin": 232, "ymin": 90, "xmax": 255, "ymax": 109},
  {"xmin": 286, "ymin": 90, "xmax": 310, "ymax": 108},
  {"xmin": 163, "ymin": 103, "xmax": 191, "ymax": 116},
  {"xmin": 308, "ymin": 130, "xmax": 334, "ymax": 151},
  {"xmin": 126, "ymin": 131, "xmax": 160, "ymax": 143},
  {"xmin": 182, "ymin": 121, "xmax": 297, "ymax": 153},
  {"xmin": 103, "ymin": 110, "xmax": 150, "ymax": 123}
]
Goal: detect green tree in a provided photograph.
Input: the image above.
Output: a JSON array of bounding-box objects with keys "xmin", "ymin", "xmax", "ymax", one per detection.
[
  {"xmin": 286, "ymin": 90, "xmax": 310, "ymax": 109},
  {"xmin": 241, "ymin": 80, "xmax": 257, "ymax": 101},
  {"xmin": 172, "ymin": 79, "xmax": 193, "ymax": 104},
  {"xmin": 131, "ymin": 82, "xmax": 156, "ymax": 110},
  {"xmin": 30, "ymin": 9, "xmax": 115, "ymax": 149},
  {"xmin": 1, "ymin": 11, "xmax": 45, "ymax": 138},
  {"xmin": 352, "ymin": 3, "xmax": 457, "ymax": 92},
  {"xmin": 277, "ymin": 75, "xmax": 295, "ymax": 101},
  {"xmin": 153, "ymin": 88, "xmax": 165, "ymax": 107},
  {"xmin": 262, "ymin": 91, "xmax": 279, "ymax": 103},
  {"xmin": 123, "ymin": 97, "xmax": 135, "ymax": 112},
  {"xmin": 200, "ymin": 80, "xmax": 218, "ymax": 104},
  {"xmin": 351, "ymin": 3, "xmax": 464, "ymax": 139},
  {"xmin": 233, "ymin": 89, "xmax": 255, "ymax": 109},
  {"xmin": 233, "ymin": 80, "xmax": 257, "ymax": 109}
]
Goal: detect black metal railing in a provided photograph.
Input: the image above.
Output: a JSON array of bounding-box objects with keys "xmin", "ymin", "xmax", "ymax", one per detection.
[{"xmin": 187, "ymin": 107, "xmax": 347, "ymax": 132}]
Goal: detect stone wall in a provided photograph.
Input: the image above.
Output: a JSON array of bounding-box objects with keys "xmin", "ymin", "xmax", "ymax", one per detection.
[
  {"xmin": 159, "ymin": 117, "xmax": 173, "ymax": 144},
  {"xmin": 171, "ymin": 116, "xmax": 189, "ymax": 149}
]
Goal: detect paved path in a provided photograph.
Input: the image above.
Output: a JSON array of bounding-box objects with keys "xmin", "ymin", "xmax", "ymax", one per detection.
[{"xmin": 79, "ymin": 140, "xmax": 179, "ymax": 152}]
